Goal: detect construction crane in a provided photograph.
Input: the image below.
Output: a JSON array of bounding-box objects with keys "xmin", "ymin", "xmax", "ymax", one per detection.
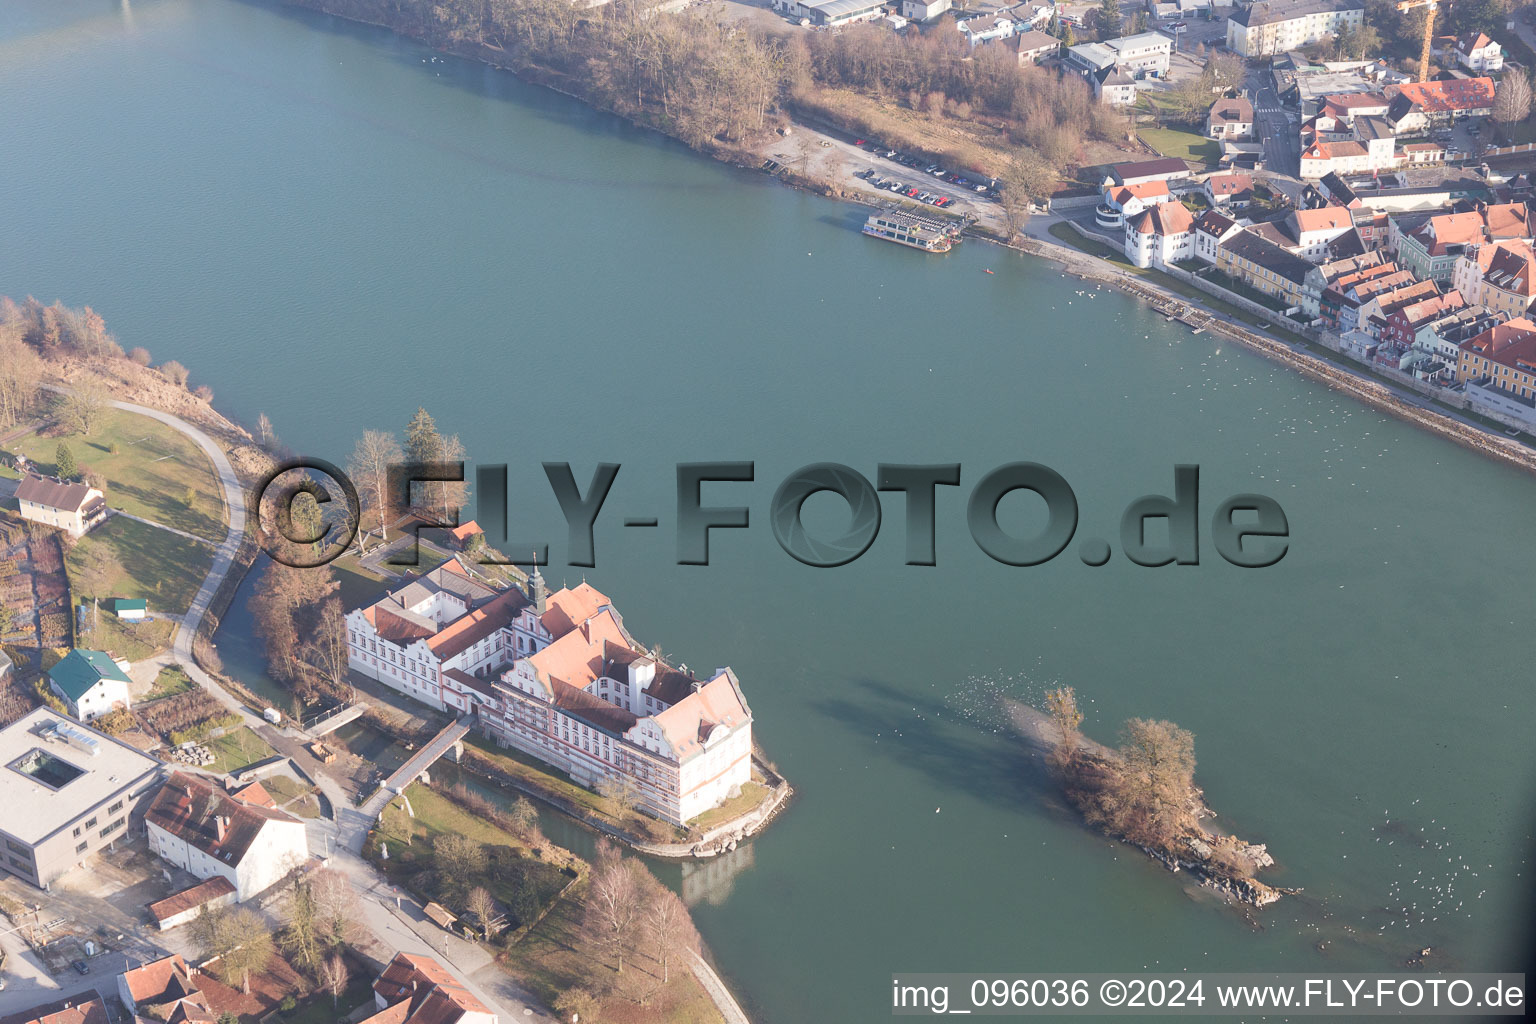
[{"xmin": 1395, "ymin": 0, "xmax": 1452, "ymax": 83}]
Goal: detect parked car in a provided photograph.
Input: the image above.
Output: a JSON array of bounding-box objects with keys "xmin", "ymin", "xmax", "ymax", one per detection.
[{"xmin": 72, "ymin": 960, "xmax": 91, "ymax": 975}]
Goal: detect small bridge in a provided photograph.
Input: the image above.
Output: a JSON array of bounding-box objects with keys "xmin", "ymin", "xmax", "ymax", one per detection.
[
  {"xmin": 306, "ymin": 701, "xmax": 368, "ymax": 737},
  {"xmin": 381, "ymin": 716, "xmax": 473, "ymax": 796}
]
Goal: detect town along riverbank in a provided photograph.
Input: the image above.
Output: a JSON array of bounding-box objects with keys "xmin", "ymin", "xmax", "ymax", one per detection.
[{"xmin": 1007, "ymin": 696, "xmax": 1293, "ymax": 910}]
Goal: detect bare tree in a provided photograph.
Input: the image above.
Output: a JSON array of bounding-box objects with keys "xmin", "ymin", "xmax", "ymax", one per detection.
[
  {"xmin": 74, "ymin": 543, "xmax": 122, "ymax": 601},
  {"xmin": 1044, "ymin": 686, "xmax": 1084, "ymax": 767},
  {"xmin": 348, "ymin": 428, "xmax": 403, "ymax": 550},
  {"xmin": 255, "ymin": 412, "xmax": 277, "ymax": 452},
  {"xmin": 1494, "ymin": 70, "xmax": 1532, "ymax": 125},
  {"xmin": 0, "ymin": 333, "xmax": 41, "ymax": 429},
  {"xmin": 1101, "ymin": 718, "xmax": 1198, "ymax": 847},
  {"xmin": 585, "ymin": 840, "xmax": 643, "ymax": 974},
  {"xmin": 306, "ymin": 598, "xmax": 351, "ymax": 693},
  {"xmin": 465, "ymin": 886, "xmax": 499, "ymax": 940},
  {"xmin": 319, "ymin": 952, "xmax": 350, "ymax": 1007},
  {"xmin": 56, "ymin": 380, "xmax": 108, "ymax": 435},
  {"xmin": 433, "ymin": 833, "xmax": 486, "ymax": 897},
  {"xmin": 508, "ymin": 795, "xmax": 541, "ymax": 839},
  {"xmin": 310, "ymin": 867, "xmax": 362, "ymax": 948},
  {"xmin": 597, "ymin": 775, "xmax": 640, "ymax": 816},
  {"xmin": 159, "ymin": 360, "xmax": 189, "ymax": 387},
  {"xmin": 641, "ymin": 875, "xmax": 698, "ymax": 984}
]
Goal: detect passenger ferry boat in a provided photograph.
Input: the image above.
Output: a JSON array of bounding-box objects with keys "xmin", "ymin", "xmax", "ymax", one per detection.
[{"xmin": 863, "ymin": 211, "xmax": 955, "ymax": 252}]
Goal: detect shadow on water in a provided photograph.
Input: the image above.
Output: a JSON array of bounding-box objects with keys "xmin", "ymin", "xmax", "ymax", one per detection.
[
  {"xmin": 220, "ymin": 0, "xmax": 770, "ymax": 194},
  {"xmin": 813, "ymin": 676, "xmax": 1070, "ymax": 820}
]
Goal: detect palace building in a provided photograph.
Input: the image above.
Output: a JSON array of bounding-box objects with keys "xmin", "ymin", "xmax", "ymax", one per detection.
[{"xmin": 348, "ymin": 557, "xmax": 753, "ymax": 825}]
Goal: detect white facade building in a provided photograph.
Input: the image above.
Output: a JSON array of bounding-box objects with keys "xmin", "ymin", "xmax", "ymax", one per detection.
[
  {"xmin": 1226, "ymin": 0, "xmax": 1364, "ymax": 58},
  {"xmin": 901, "ymin": 0, "xmax": 952, "ymax": 21},
  {"xmin": 145, "ymin": 772, "xmax": 309, "ymax": 901},
  {"xmin": 1456, "ymin": 32, "xmax": 1503, "ymax": 73},
  {"xmin": 1125, "ymin": 202, "xmax": 1197, "ymax": 268},
  {"xmin": 14, "ymin": 476, "xmax": 108, "ymax": 539},
  {"xmin": 348, "ymin": 557, "xmax": 755, "ymax": 825}
]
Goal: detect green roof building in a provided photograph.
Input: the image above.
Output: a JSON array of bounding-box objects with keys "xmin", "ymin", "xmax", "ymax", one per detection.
[{"xmin": 48, "ymin": 649, "xmax": 133, "ymax": 723}]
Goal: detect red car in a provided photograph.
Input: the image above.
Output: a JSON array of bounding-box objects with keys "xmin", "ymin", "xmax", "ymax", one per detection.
[{"xmin": 906, "ymin": 188, "xmax": 920, "ymax": 197}]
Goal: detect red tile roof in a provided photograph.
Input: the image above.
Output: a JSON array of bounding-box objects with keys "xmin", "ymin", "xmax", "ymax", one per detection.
[
  {"xmin": 539, "ymin": 581, "xmax": 614, "ymax": 639},
  {"xmin": 230, "ymin": 781, "xmax": 275, "ymax": 808},
  {"xmin": 427, "ymin": 586, "xmax": 530, "ymax": 660},
  {"xmin": 1292, "ymin": 207, "xmax": 1352, "ymax": 235},
  {"xmin": 14, "ymin": 476, "xmax": 101, "ymax": 513},
  {"xmin": 119, "ymin": 954, "xmax": 204, "ymax": 1007},
  {"xmin": 1461, "ymin": 317, "xmax": 1536, "ymax": 371},
  {"xmin": 145, "ymin": 772, "xmax": 301, "ymax": 869},
  {"xmin": 653, "ymin": 669, "xmax": 751, "ymax": 760},
  {"xmin": 0, "ymin": 997, "xmax": 110, "ymax": 1024},
  {"xmin": 1130, "ymin": 201, "xmax": 1195, "ymax": 236},
  {"xmin": 1482, "ymin": 243, "xmax": 1536, "ymax": 298},
  {"xmin": 367, "ymin": 953, "xmax": 491, "ymax": 1024},
  {"xmin": 1205, "ymin": 173, "xmax": 1254, "ymax": 197},
  {"xmin": 1208, "ymin": 97, "xmax": 1253, "ymax": 123},
  {"xmin": 1484, "ymin": 202, "xmax": 1531, "ymax": 240},
  {"xmin": 147, "ymin": 876, "xmax": 237, "ymax": 925},
  {"xmin": 1390, "ymin": 77, "xmax": 1495, "ymax": 113}
]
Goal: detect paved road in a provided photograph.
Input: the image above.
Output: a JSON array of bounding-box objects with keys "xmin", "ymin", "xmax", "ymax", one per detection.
[
  {"xmin": 100, "ymin": 399, "xmax": 256, "ymax": 724},
  {"xmin": 1247, "ymin": 67, "xmax": 1299, "ymax": 179},
  {"xmin": 306, "ymin": 776, "xmax": 553, "ymax": 1021}
]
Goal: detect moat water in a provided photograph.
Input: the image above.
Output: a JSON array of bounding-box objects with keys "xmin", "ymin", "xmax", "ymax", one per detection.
[{"xmin": 3, "ymin": 2, "xmax": 1533, "ymax": 1020}]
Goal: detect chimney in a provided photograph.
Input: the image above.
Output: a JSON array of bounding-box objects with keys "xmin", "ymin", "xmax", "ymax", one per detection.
[
  {"xmin": 582, "ymin": 617, "xmax": 591, "ymax": 640},
  {"xmin": 214, "ymin": 816, "xmax": 228, "ymax": 843}
]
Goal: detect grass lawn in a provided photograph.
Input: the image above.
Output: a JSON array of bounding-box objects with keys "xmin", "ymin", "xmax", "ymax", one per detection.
[
  {"xmin": 367, "ymin": 783, "xmax": 573, "ymax": 934},
  {"xmin": 501, "ymin": 882, "xmax": 724, "ymax": 1024},
  {"xmin": 1047, "ymin": 221, "xmax": 1148, "ymax": 275},
  {"xmin": 688, "ymin": 781, "xmax": 770, "ymax": 832},
  {"xmin": 205, "ymin": 726, "xmax": 276, "ymax": 775},
  {"xmin": 376, "ymin": 782, "xmax": 550, "ymax": 858},
  {"xmin": 79, "ymin": 609, "xmax": 176, "ymax": 662},
  {"xmin": 1137, "ymin": 127, "xmax": 1220, "ymax": 166},
  {"xmin": 145, "ymin": 664, "xmax": 195, "ymax": 700},
  {"xmin": 14, "ymin": 407, "xmax": 225, "ymax": 541},
  {"xmin": 263, "ymin": 774, "xmax": 322, "ymax": 818},
  {"xmin": 272, "ymin": 975, "xmax": 376, "ymax": 1024},
  {"xmin": 67, "ymin": 515, "xmax": 212, "ymax": 615}
]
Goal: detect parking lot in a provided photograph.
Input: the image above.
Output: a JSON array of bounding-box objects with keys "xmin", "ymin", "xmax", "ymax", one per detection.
[
  {"xmin": 0, "ymin": 835, "xmax": 210, "ymax": 1015},
  {"xmin": 850, "ymin": 142, "xmax": 1001, "ymax": 209}
]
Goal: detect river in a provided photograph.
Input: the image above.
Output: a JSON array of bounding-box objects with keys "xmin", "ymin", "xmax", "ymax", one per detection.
[{"xmin": 3, "ymin": 1, "xmax": 1533, "ymax": 1020}]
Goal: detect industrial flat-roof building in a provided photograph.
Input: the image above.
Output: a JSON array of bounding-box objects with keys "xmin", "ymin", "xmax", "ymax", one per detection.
[
  {"xmin": 771, "ymin": 0, "xmax": 884, "ymax": 26},
  {"xmin": 0, "ymin": 707, "xmax": 163, "ymax": 889}
]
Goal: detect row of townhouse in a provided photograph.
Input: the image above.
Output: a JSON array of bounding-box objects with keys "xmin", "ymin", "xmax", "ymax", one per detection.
[
  {"xmin": 1308, "ymin": 193, "xmax": 1536, "ymax": 427},
  {"xmin": 347, "ymin": 555, "xmax": 754, "ymax": 824}
]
